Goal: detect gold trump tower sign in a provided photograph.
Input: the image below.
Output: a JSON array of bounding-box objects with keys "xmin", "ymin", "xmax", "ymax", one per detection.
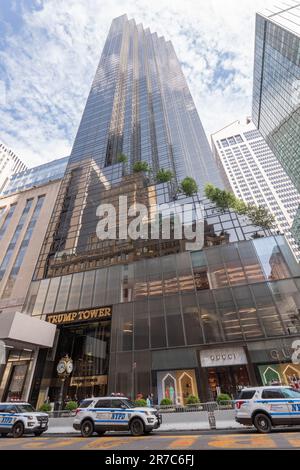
[{"xmin": 47, "ymin": 307, "xmax": 112, "ymax": 325}]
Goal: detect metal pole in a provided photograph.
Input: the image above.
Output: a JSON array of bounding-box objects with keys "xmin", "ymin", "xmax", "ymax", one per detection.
[{"xmin": 58, "ymin": 377, "xmax": 65, "ymax": 412}]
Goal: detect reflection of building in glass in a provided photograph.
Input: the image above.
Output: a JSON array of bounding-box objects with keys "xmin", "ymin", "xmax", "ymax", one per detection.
[
  {"xmin": 24, "ymin": 233, "xmax": 300, "ymax": 403},
  {"xmin": 34, "ymin": 14, "xmax": 224, "ymax": 282},
  {"xmin": 252, "ymin": 1, "xmax": 300, "ymax": 244},
  {"xmin": 212, "ymin": 119, "xmax": 300, "ymax": 259}
]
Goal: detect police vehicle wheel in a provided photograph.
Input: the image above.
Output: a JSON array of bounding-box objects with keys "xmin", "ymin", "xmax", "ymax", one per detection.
[
  {"xmin": 130, "ymin": 418, "xmax": 144, "ymax": 436},
  {"xmin": 254, "ymin": 413, "xmax": 272, "ymax": 433},
  {"xmin": 81, "ymin": 420, "xmax": 94, "ymax": 437},
  {"xmin": 12, "ymin": 422, "xmax": 25, "ymax": 438}
]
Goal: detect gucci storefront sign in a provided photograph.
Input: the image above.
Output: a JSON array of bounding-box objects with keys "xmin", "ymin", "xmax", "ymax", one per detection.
[
  {"xmin": 200, "ymin": 347, "xmax": 248, "ymax": 368},
  {"xmin": 47, "ymin": 307, "xmax": 112, "ymax": 325}
]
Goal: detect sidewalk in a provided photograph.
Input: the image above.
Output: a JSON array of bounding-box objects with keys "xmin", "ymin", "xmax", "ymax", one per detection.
[{"xmin": 45, "ymin": 411, "xmax": 248, "ymax": 434}]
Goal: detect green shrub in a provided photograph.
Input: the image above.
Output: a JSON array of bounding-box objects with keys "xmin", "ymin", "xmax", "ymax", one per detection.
[
  {"xmin": 156, "ymin": 168, "xmax": 174, "ymax": 183},
  {"xmin": 64, "ymin": 401, "xmax": 78, "ymax": 411},
  {"xmin": 134, "ymin": 399, "xmax": 147, "ymax": 407},
  {"xmin": 186, "ymin": 395, "xmax": 200, "ymax": 405},
  {"xmin": 216, "ymin": 393, "xmax": 231, "ymax": 404},
  {"xmin": 205, "ymin": 183, "xmax": 236, "ymax": 210},
  {"xmin": 133, "ymin": 161, "xmax": 150, "ymax": 172},
  {"xmin": 160, "ymin": 398, "xmax": 173, "ymax": 406},
  {"xmin": 246, "ymin": 204, "xmax": 275, "ymax": 230},
  {"xmin": 180, "ymin": 177, "xmax": 198, "ymax": 197},
  {"xmin": 205, "ymin": 183, "xmax": 275, "ymax": 229},
  {"xmin": 38, "ymin": 403, "xmax": 52, "ymax": 412},
  {"xmin": 117, "ymin": 153, "xmax": 128, "ymax": 163}
]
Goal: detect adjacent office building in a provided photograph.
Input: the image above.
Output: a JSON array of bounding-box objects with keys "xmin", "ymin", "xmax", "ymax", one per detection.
[
  {"xmin": 252, "ymin": 1, "xmax": 300, "ymax": 243},
  {"xmin": 212, "ymin": 119, "xmax": 300, "ymax": 259},
  {"xmin": 15, "ymin": 15, "xmax": 300, "ymax": 408},
  {"xmin": 0, "ymin": 157, "xmax": 67, "ymax": 402},
  {"xmin": 0, "ymin": 142, "xmax": 27, "ymax": 194}
]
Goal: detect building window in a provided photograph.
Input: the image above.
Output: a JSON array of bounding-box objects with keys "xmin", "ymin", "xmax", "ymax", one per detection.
[
  {"xmin": 0, "ymin": 199, "xmax": 33, "ymax": 282},
  {"xmin": 0, "ymin": 204, "xmax": 17, "ymax": 241},
  {"xmin": 1, "ymin": 196, "xmax": 45, "ymax": 298}
]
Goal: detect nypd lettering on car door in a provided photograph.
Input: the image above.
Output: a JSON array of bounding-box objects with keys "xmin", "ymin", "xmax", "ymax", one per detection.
[{"xmin": 94, "ymin": 409, "xmax": 128, "ymax": 423}]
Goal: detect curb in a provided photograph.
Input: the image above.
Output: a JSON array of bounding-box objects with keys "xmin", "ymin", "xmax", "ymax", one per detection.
[{"xmin": 45, "ymin": 426, "xmax": 248, "ymax": 435}]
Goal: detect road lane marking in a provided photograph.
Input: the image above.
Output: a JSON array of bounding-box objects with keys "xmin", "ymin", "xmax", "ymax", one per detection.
[
  {"xmin": 207, "ymin": 435, "xmax": 277, "ymax": 449},
  {"xmin": 168, "ymin": 437, "xmax": 198, "ymax": 449},
  {"xmin": 0, "ymin": 438, "xmax": 34, "ymax": 448},
  {"xmin": 82, "ymin": 437, "xmax": 134, "ymax": 450},
  {"xmin": 283, "ymin": 434, "xmax": 300, "ymax": 448}
]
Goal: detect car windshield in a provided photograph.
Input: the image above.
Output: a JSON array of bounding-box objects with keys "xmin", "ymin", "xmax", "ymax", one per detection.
[
  {"xmin": 282, "ymin": 388, "xmax": 300, "ymax": 398},
  {"xmin": 122, "ymin": 399, "xmax": 136, "ymax": 409},
  {"xmin": 16, "ymin": 404, "xmax": 35, "ymax": 413}
]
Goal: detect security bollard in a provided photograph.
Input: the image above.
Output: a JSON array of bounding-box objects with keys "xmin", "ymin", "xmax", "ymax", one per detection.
[{"xmin": 208, "ymin": 411, "xmax": 216, "ymax": 429}]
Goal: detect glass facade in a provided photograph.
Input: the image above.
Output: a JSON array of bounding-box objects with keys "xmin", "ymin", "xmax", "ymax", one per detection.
[
  {"xmin": 252, "ymin": 2, "xmax": 300, "ymax": 242},
  {"xmin": 1, "ymin": 157, "xmax": 68, "ymax": 196},
  {"xmin": 27, "ymin": 235, "xmax": 300, "ymax": 402},
  {"xmin": 34, "ymin": 14, "xmax": 225, "ymax": 281}
]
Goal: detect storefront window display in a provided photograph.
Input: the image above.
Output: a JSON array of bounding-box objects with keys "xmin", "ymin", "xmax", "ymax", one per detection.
[
  {"xmin": 199, "ymin": 346, "xmax": 250, "ymax": 399},
  {"xmin": 206, "ymin": 365, "xmax": 250, "ymax": 400},
  {"xmin": 157, "ymin": 369, "xmax": 198, "ymax": 405},
  {"xmin": 258, "ymin": 363, "xmax": 300, "ymax": 388},
  {"xmin": 0, "ymin": 349, "xmax": 34, "ymax": 402}
]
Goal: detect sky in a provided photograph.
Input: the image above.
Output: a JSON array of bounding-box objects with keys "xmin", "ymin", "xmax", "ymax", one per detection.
[{"xmin": 0, "ymin": 0, "xmax": 275, "ymax": 167}]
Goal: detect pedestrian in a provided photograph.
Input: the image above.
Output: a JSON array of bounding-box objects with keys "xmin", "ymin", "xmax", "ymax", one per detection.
[
  {"xmin": 150, "ymin": 393, "xmax": 154, "ymax": 406},
  {"xmin": 146, "ymin": 395, "xmax": 151, "ymax": 407}
]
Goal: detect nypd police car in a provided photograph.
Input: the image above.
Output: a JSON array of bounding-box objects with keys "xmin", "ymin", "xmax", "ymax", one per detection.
[
  {"xmin": 0, "ymin": 402, "xmax": 49, "ymax": 438},
  {"xmin": 235, "ymin": 386, "xmax": 300, "ymax": 433},
  {"xmin": 73, "ymin": 396, "xmax": 161, "ymax": 437}
]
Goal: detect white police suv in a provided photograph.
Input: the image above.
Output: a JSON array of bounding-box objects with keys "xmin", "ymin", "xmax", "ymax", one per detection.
[
  {"xmin": 73, "ymin": 396, "xmax": 161, "ymax": 437},
  {"xmin": 235, "ymin": 386, "xmax": 300, "ymax": 433},
  {"xmin": 0, "ymin": 402, "xmax": 49, "ymax": 438}
]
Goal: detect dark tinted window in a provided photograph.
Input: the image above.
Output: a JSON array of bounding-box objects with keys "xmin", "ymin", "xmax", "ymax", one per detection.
[
  {"xmin": 79, "ymin": 399, "xmax": 93, "ymax": 408},
  {"xmin": 95, "ymin": 400, "xmax": 112, "ymax": 408},
  {"xmin": 16, "ymin": 404, "xmax": 35, "ymax": 413},
  {"xmin": 262, "ymin": 389, "xmax": 284, "ymax": 399},
  {"xmin": 111, "ymin": 400, "xmax": 126, "ymax": 408},
  {"xmin": 238, "ymin": 390, "xmax": 256, "ymax": 399}
]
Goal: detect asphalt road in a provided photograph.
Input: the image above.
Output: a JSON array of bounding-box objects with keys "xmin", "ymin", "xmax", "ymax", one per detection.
[{"xmin": 1, "ymin": 429, "xmax": 300, "ymax": 449}]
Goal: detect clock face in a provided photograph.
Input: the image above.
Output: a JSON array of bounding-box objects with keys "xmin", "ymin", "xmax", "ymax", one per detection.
[
  {"xmin": 57, "ymin": 361, "xmax": 66, "ymax": 374},
  {"xmin": 66, "ymin": 361, "xmax": 73, "ymax": 374}
]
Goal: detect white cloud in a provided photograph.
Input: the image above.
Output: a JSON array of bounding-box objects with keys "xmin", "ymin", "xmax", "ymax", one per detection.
[{"xmin": 0, "ymin": 0, "xmax": 275, "ymax": 167}]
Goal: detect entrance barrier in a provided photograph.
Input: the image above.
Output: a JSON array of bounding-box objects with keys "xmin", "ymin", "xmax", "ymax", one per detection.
[{"xmin": 46, "ymin": 401, "xmax": 240, "ymax": 431}]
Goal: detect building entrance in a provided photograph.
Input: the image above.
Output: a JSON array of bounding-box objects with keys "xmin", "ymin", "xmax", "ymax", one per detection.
[
  {"xmin": 47, "ymin": 319, "xmax": 111, "ymax": 405},
  {"xmin": 206, "ymin": 365, "xmax": 250, "ymax": 399}
]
